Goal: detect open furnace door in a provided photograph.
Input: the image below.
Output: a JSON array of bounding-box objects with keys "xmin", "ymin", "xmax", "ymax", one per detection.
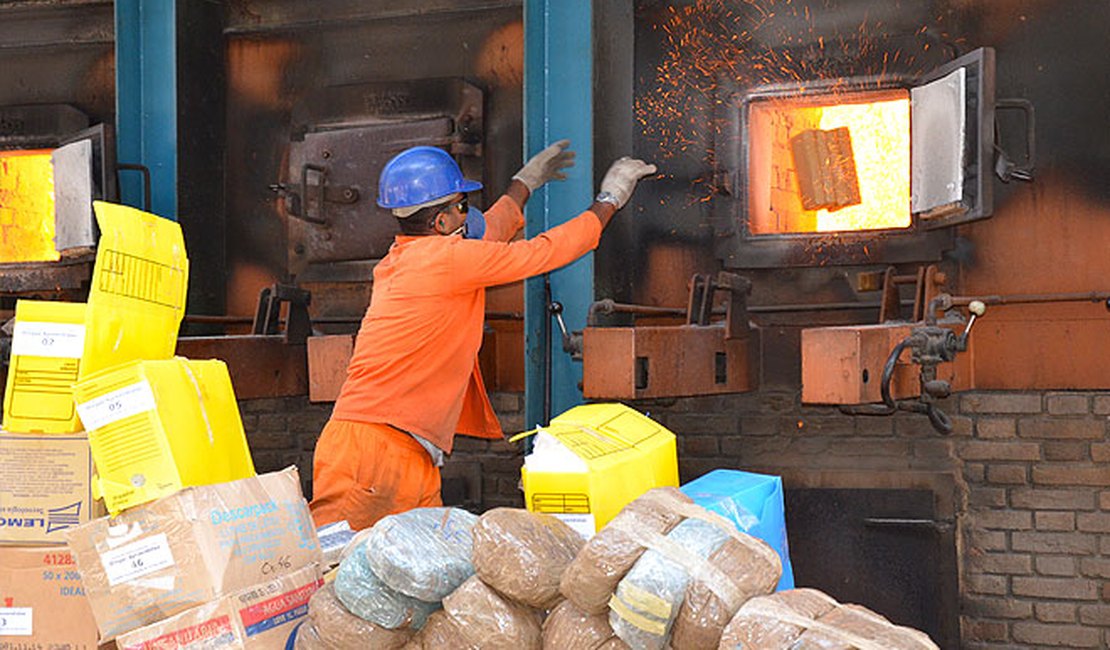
[
  {"xmin": 53, "ymin": 124, "xmax": 117, "ymax": 254},
  {"xmin": 911, "ymin": 47, "xmax": 996, "ymax": 229}
]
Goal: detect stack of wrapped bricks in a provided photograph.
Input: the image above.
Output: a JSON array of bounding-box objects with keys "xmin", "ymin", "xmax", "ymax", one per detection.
[{"xmin": 305, "ymin": 487, "xmax": 938, "ymax": 650}]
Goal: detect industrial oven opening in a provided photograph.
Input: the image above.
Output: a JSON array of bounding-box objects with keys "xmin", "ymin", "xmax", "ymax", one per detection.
[{"xmin": 746, "ymin": 88, "xmax": 911, "ymax": 235}]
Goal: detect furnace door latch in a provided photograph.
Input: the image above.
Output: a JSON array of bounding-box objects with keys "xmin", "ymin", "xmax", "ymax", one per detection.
[{"xmin": 270, "ymin": 163, "xmax": 360, "ymax": 226}]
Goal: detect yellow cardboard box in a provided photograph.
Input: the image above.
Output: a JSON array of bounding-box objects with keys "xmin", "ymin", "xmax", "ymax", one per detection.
[
  {"xmin": 0, "ymin": 432, "xmax": 101, "ymax": 545},
  {"xmin": 116, "ymin": 564, "xmax": 322, "ymax": 650},
  {"xmin": 517, "ymin": 403, "xmax": 679, "ymax": 537},
  {"xmin": 64, "ymin": 467, "xmax": 321, "ymax": 641},
  {"xmin": 0, "ymin": 545, "xmax": 100, "ymax": 646},
  {"xmin": 82, "ymin": 201, "xmax": 189, "ymax": 380},
  {"xmin": 2, "ymin": 300, "xmax": 87, "ymax": 434},
  {"xmin": 74, "ymin": 357, "xmax": 255, "ymax": 515}
]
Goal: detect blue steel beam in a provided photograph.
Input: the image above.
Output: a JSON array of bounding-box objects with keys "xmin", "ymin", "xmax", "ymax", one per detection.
[
  {"xmin": 523, "ymin": 0, "xmax": 593, "ymax": 429},
  {"xmin": 115, "ymin": 0, "xmax": 177, "ymax": 219}
]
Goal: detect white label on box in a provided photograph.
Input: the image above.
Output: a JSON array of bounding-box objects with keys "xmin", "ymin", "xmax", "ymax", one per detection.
[
  {"xmin": 76, "ymin": 380, "xmax": 157, "ymax": 431},
  {"xmin": 553, "ymin": 513, "xmax": 596, "ymax": 539},
  {"xmin": 0, "ymin": 608, "xmax": 33, "ymax": 636},
  {"xmin": 11, "ymin": 321, "xmax": 86, "ymax": 358},
  {"xmin": 101, "ymin": 532, "xmax": 175, "ymax": 586}
]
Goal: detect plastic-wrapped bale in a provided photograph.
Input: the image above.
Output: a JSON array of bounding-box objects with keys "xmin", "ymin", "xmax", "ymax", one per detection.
[
  {"xmin": 368, "ymin": 507, "xmax": 479, "ymax": 602},
  {"xmin": 299, "ymin": 583, "xmax": 414, "ymax": 649},
  {"xmin": 561, "ymin": 487, "xmax": 692, "ymax": 614},
  {"xmin": 795, "ymin": 603, "xmax": 939, "ymax": 649},
  {"xmin": 717, "ymin": 588, "xmax": 938, "ymax": 650},
  {"xmin": 670, "ymin": 532, "xmax": 782, "ymax": 649},
  {"xmin": 401, "ymin": 610, "xmax": 477, "ymax": 650},
  {"xmin": 472, "ymin": 508, "xmax": 585, "ymax": 609},
  {"xmin": 542, "ymin": 599, "xmax": 627, "ymax": 650},
  {"xmin": 608, "ymin": 518, "xmax": 729, "ymax": 650},
  {"xmin": 717, "ymin": 589, "xmax": 837, "ymax": 649},
  {"xmin": 442, "ymin": 575, "xmax": 543, "ymax": 650},
  {"xmin": 334, "ymin": 540, "xmax": 440, "ymax": 630}
]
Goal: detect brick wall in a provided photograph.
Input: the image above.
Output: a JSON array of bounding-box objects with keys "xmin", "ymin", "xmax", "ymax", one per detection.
[
  {"xmin": 641, "ymin": 389, "xmax": 1110, "ymax": 650},
  {"xmin": 247, "ymin": 388, "xmax": 1110, "ymax": 648}
]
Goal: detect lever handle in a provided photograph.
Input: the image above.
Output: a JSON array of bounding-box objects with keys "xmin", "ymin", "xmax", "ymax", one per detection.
[
  {"xmin": 549, "ymin": 301, "xmax": 569, "ymax": 339},
  {"xmin": 962, "ymin": 300, "xmax": 986, "ymax": 339}
]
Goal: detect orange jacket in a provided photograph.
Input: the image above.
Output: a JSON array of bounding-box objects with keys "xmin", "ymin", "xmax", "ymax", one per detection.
[{"xmin": 331, "ymin": 196, "xmax": 603, "ymax": 452}]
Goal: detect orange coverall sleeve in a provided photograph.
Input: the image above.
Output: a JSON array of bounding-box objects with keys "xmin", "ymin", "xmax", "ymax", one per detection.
[
  {"xmin": 481, "ymin": 195, "xmax": 525, "ymax": 242},
  {"xmin": 448, "ymin": 211, "xmax": 603, "ymax": 291}
]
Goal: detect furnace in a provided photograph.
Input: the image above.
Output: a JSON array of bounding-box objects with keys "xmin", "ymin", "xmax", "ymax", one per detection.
[{"xmin": 713, "ymin": 48, "xmax": 1005, "ymax": 268}]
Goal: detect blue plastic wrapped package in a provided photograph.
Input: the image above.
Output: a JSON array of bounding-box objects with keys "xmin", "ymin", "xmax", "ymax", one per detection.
[
  {"xmin": 680, "ymin": 469, "xmax": 795, "ymax": 591},
  {"xmin": 368, "ymin": 507, "xmax": 480, "ymax": 602},
  {"xmin": 334, "ymin": 540, "xmax": 440, "ymax": 630}
]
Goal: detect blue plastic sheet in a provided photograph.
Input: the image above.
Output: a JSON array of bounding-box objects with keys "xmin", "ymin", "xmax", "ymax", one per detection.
[{"xmin": 680, "ymin": 469, "xmax": 795, "ymax": 591}]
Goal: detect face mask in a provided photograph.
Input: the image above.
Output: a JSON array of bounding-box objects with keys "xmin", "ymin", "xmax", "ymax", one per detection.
[{"xmin": 463, "ymin": 207, "xmax": 486, "ymax": 240}]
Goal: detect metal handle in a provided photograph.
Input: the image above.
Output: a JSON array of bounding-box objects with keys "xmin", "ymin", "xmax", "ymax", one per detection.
[
  {"xmin": 863, "ymin": 517, "xmax": 951, "ymax": 533},
  {"xmin": 116, "ymin": 163, "xmax": 152, "ymax": 212},
  {"xmin": 994, "ymin": 98, "xmax": 1036, "ymax": 182},
  {"xmin": 300, "ymin": 164, "xmax": 328, "ymax": 225}
]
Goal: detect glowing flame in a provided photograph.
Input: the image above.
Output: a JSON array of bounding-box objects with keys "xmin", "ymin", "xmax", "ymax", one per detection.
[
  {"xmin": 0, "ymin": 150, "xmax": 59, "ymax": 263},
  {"xmin": 816, "ymin": 97, "xmax": 910, "ymax": 232},
  {"xmin": 748, "ymin": 91, "xmax": 910, "ymax": 235}
]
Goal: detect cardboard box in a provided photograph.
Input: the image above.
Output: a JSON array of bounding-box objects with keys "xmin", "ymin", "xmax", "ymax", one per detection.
[
  {"xmin": 0, "ymin": 432, "xmax": 101, "ymax": 545},
  {"xmin": 74, "ymin": 357, "xmax": 255, "ymax": 515},
  {"xmin": 82, "ymin": 201, "xmax": 189, "ymax": 380},
  {"xmin": 65, "ymin": 468, "xmax": 321, "ymax": 641},
  {"xmin": 517, "ymin": 403, "xmax": 678, "ymax": 537},
  {"xmin": 116, "ymin": 564, "xmax": 322, "ymax": 650},
  {"xmin": 0, "ymin": 545, "xmax": 100, "ymax": 646},
  {"xmin": 2, "ymin": 300, "xmax": 87, "ymax": 434}
]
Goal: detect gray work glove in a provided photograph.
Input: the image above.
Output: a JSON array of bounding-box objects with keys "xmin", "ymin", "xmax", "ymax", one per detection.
[
  {"xmin": 599, "ymin": 157, "xmax": 658, "ymax": 209},
  {"xmin": 512, "ymin": 139, "xmax": 576, "ymax": 192}
]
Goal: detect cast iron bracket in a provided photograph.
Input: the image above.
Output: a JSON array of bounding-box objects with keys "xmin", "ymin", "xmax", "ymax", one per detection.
[
  {"xmin": 687, "ymin": 271, "xmax": 753, "ymax": 339},
  {"xmin": 252, "ymin": 284, "xmax": 312, "ymax": 345}
]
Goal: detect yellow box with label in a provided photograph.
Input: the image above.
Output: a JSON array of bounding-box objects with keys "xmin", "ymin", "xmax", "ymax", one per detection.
[
  {"xmin": 73, "ymin": 357, "xmax": 255, "ymax": 515},
  {"xmin": 517, "ymin": 403, "xmax": 678, "ymax": 537},
  {"xmin": 2, "ymin": 300, "xmax": 87, "ymax": 433}
]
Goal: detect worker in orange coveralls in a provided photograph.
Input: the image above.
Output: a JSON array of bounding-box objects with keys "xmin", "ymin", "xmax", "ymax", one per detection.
[{"xmin": 309, "ymin": 141, "xmax": 657, "ymax": 530}]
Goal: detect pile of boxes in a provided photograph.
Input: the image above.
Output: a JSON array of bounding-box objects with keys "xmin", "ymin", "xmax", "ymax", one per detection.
[{"xmin": 1, "ymin": 202, "xmax": 317, "ymax": 648}]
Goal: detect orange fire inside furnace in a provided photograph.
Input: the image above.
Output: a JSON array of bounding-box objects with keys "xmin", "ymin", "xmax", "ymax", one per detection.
[
  {"xmin": 747, "ymin": 89, "xmax": 911, "ymax": 235},
  {"xmin": 0, "ymin": 149, "xmax": 60, "ymax": 263}
]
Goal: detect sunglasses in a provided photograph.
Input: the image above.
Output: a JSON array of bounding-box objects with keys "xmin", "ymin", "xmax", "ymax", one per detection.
[{"xmin": 440, "ymin": 197, "xmax": 469, "ymax": 216}]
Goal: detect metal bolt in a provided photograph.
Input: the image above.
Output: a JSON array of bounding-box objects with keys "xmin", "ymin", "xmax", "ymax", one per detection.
[{"xmin": 322, "ymin": 151, "xmax": 331, "ymax": 159}]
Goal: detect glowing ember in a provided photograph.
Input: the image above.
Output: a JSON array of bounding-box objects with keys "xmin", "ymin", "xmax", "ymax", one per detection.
[
  {"xmin": 816, "ymin": 97, "xmax": 910, "ymax": 232},
  {"xmin": 0, "ymin": 150, "xmax": 59, "ymax": 263},
  {"xmin": 637, "ymin": 0, "xmax": 950, "ymax": 212}
]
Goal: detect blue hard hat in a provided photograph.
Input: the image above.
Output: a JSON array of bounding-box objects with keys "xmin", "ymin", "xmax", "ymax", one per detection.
[{"xmin": 377, "ymin": 146, "xmax": 482, "ymax": 209}]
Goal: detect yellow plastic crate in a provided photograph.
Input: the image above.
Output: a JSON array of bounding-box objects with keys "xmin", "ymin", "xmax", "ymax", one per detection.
[
  {"xmin": 81, "ymin": 201, "xmax": 189, "ymax": 380},
  {"xmin": 3, "ymin": 300, "xmax": 87, "ymax": 433},
  {"xmin": 516, "ymin": 403, "xmax": 678, "ymax": 537},
  {"xmin": 73, "ymin": 357, "xmax": 255, "ymax": 515}
]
